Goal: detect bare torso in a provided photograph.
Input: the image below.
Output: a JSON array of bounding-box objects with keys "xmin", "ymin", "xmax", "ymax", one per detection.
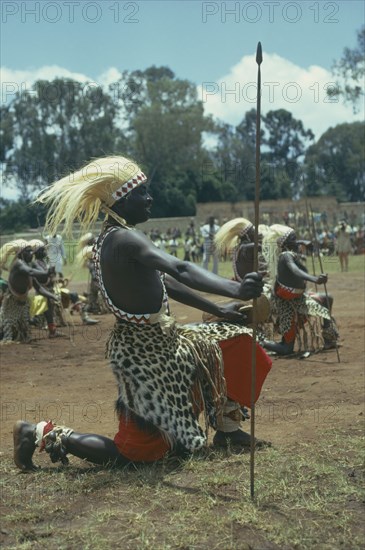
[
  {"xmin": 8, "ymin": 260, "xmax": 33, "ymax": 295},
  {"xmin": 235, "ymin": 244, "xmax": 254, "ymax": 281},
  {"xmin": 100, "ymin": 228, "xmax": 165, "ymax": 314},
  {"xmin": 277, "ymin": 251, "xmax": 308, "ymax": 289}
]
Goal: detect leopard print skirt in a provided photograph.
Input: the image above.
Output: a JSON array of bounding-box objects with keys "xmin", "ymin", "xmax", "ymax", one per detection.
[
  {"xmin": 270, "ymin": 292, "xmax": 331, "ymax": 335},
  {"xmin": 0, "ymin": 291, "xmax": 31, "ymax": 342},
  {"xmin": 268, "ymin": 291, "xmax": 334, "ymax": 351},
  {"xmin": 106, "ymin": 319, "xmax": 252, "ymax": 453}
]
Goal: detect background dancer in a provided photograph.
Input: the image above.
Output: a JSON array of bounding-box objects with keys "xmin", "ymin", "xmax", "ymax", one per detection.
[
  {"xmin": 0, "ymin": 240, "xmax": 56, "ymax": 342},
  {"xmin": 261, "ymin": 225, "xmax": 338, "ymax": 355}
]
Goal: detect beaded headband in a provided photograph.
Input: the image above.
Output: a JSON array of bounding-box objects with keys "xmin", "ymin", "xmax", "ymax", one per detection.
[
  {"xmin": 239, "ymin": 222, "xmax": 254, "ymax": 239},
  {"xmin": 111, "ymin": 171, "xmax": 147, "ymax": 202},
  {"xmin": 277, "ymin": 228, "xmax": 295, "ymax": 247}
]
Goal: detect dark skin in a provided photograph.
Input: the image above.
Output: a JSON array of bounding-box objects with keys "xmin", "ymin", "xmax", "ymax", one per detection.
[
  {"xmin": 61, "ymin": 187, "xmax": 262, "ymax": 466},
  {"xmin": 234, "ymin": 226, "xmax": 266, "ymax": 281},
  {"xmin": 278, "ymin": 232, "xmax": 327, "ymax": 289},
  {"xmin": 31, "ymin": 247, "xmax": 59, "ymax": 304},
  {"xmin": 9, "ymin": 247, "xmax": 54, "ymax": 296},
  {"xmin": 102, "ymin": 184, "xmax": 264, "ymax": 321}
]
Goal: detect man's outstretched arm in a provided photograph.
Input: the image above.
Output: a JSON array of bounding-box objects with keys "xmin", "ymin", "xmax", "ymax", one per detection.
[
  {"xmin": 165, "ymin": 275, "xmax": 247, "ymax": 323},
  {"xmin": 116, "ymin": 230, "xmax": 264, "ymax": 301},
  {"xmin": 284, "ymin": 253, "xmax": 328, "ymax": 285}
]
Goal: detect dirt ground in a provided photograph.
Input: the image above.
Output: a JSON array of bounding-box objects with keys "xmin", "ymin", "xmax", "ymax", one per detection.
[{"xmin": 0, "ymin": 271, "xmax": 364, "ymax": 548}]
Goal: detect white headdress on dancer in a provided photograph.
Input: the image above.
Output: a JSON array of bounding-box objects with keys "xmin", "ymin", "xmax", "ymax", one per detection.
[
  {"xmin": 262, "ymin": 224, "xmax": 295, "ymax": 283},
  {"xmin": 37, "ymin": 156, "xmax": 147, "ymax": 236}
]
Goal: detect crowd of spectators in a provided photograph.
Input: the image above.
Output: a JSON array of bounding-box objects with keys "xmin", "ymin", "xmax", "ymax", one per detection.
[
  {"xmin": 277, "ymin": 211, "xmax": 364, "ymax": 257},
  {"xmin": 146, "ymin": 210, "xmax": 364, "ymax": 264},
  {"xmin": 147, "ymin": 221, "xmax": 204, "ymax": 262}
]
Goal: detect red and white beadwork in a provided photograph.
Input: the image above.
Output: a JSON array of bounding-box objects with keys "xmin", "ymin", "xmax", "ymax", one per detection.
[
  {"xmin": 111, "ymin": 171, "xmax": 147, "ymax": 202},
  {"xmin": 239, "ymin": 222, "xmax": 253, "ymax": 239},
  {"xmin": 277, "ymin": 228, "xmax": 295, "ymax": 247}
]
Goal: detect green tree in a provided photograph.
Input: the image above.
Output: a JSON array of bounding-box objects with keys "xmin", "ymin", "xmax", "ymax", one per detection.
[
  {"xmin": 3, "ymin": 78, "xmax": 126, "ymax": 199},
  {"xmin": 0, "ymin": 198, "xmax": 45, "ymax": 233},
  {"xmin": 304, "ymin": 122, "xmax": 365, "ymax": 201},
  {"xmin": 204, "ymin": 113, "xmax": 258, "ymax": 203},
  {"xmin": 0, "ymin": 105, "xmax": 14, "ymax": 162},
  {"xmin": 261, "ymin": 109, "xmax": 315, "ymax": 199},
  {"xmin": 263, "ymin": 109, "xmax": 314, "ymax": 162},
  {"xmin": 328, "ymin": 26, "xmax": 365, "ymax": 112},
  {"xmin": 205, "ymin": 109, "xmax": 314, "ymax": 202},
  {"xmin": 113, "ymin": 67, "xmax": 214, "ymax": 216}
]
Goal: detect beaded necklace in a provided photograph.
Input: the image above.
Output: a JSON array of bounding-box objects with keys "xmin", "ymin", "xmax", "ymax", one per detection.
[{"xmin": 101, "ymin": 204, "xmax": 135, "ymax": 231}]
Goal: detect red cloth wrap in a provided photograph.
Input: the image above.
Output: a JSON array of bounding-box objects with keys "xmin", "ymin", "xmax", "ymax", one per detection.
[
  {"xmin": 114, "ymin": 416, "xmax": 170, "ymax": 462},
  {"xmin": 275, "ymin": 283, "xmax": 305, "ymax": 342},
  {"xmin": 275, "ymin": 283, "xmax": 304, "ymax": 300},
  {"xmin": 219, "ymin": 334, "xmax": 272, "ymax": 407}
]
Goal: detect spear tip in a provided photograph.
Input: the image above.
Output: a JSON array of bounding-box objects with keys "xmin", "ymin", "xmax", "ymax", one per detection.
[{"xmin": 256, "ymin": 42, "xmax": 263, "ymax": 65}]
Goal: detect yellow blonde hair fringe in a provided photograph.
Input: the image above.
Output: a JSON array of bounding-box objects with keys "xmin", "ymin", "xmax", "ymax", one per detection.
[
  {"xmin": 214, "ymin": 218, "xmax": 253, "ymax": 253},
  {"xmin": 75, "ymin": 245, "xmax": 93, "ymax": 268},
  {"xmin": 262, "ymin": 224, "xmax": 295, "ymax": 283},
  {"xmin": 37, "ymin": 156, "xmax": 142, "ymax": 237},
  {"xmin": 0, "ymin": 239, "xmax": 29, "ymax": 269}
]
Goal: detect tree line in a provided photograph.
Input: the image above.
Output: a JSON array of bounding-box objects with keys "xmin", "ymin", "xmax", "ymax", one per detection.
[{"xmin": 1, "ymin": 49, "xmax": 364, "ymax": 232}]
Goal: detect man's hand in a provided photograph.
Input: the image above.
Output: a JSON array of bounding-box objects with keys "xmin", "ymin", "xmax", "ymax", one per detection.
[
  {"xmin": 216, "ymin": 302, "xmax": 248, "ymax": 323},
  {"xmin": 238, "ymin": 272, "xmax": 264, "ymax": 300},
  {"xmin": 315, "ymin": 273, "xmax": 328, "ymax": 285}
]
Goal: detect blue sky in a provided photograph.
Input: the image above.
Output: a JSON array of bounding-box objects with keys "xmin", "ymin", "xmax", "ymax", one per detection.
[
  {"xmin": 1, "ymin": 1, "xmax": 364, "ymax": 197},
  {"xmin": 2, "ymin": 1, "xmax": 364, "ymax": 81}
]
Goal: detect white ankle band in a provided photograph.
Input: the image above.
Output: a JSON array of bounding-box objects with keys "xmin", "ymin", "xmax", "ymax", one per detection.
[
  {"xmin": 216, "ymin": 400, "xmax": 242, "ymax": 432},
  {"xmin": 35, "ymin": 421, "xmax": 48, "ymax": 447}
]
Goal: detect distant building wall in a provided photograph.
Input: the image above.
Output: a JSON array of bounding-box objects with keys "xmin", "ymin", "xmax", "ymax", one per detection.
[
  {"xmin": 1, "ymin": 199, "xmax": 363, "ymax": 247},
  {"xmin": 196, "ymin": 198, "xmax": 364, "ymax": 228}
]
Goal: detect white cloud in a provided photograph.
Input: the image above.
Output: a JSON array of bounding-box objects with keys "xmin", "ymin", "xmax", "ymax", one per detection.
[
  {"xmin": 198, "ymin": 52, "xmax": 364, "ymax": 140},
  {"xmin": 0, "ymin": 65, "xmax": 124, "ymax": 104},
  {"xmin": 98, "ymin": 67, "xmax": 123, "ymax": 87},
  {"xmin": 0, "ymin": 184, "xmax": 19, "ymax": 201},
  {"xmin": 1, "ymin": 65, "xmax": 91, "ymax": 103},
  {"xmin": 0, "ymin": 65, "xmax": 125, "ymax": 200},
  {"xmin": 0, "ymin": 170, "xmax": 19, "ymax": 200},
  {"xmin": 1, "ymin": 56, "xmax": 363, "ymax": 148}
]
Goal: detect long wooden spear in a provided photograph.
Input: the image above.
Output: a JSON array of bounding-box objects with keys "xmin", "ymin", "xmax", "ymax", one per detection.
[
  {"xmin": 309, "ymin": 203, "xmax": 341, "ymax": 363},
  {"xmin": 305, "ymin": 199, "xmax": 318, "ymax": 292},
  {"xmin": 250, "ymin": 41, "xmax": 263, "ymax": 500}
]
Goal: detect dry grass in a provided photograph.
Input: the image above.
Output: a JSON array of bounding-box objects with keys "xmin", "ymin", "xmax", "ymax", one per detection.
[{"xmin": 1, "ymin": 428, "xmax": 364, "ymax": 549}]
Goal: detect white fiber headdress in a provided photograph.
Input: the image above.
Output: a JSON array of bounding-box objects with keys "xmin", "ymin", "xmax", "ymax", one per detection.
[
  {"xmin": 262, "ymin": 225, "xmax": 295, "ymax": 283},
  {"xmin": 214, "ymin": 218, "xmax": 253, "ymax": 253},
  {"xmin": 0, "ymin": 239, "xmax": 30, "ymax": 269},
  {"xmin": 37, "ymin": 156, "xmax": 147, "ymax": 236},
  {"xmin": 76, "ymin": 245, "xmax": 93, "ymax": 268},
  {"xmin": 29, "ymin": 239, "xmax": 45, "ymax": 252},
  {"xmin": 77, "ymin": 233, "xmax": 95, "ymax": 251}
]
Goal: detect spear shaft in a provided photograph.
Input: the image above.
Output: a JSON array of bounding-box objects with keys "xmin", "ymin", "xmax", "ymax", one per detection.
[
  {"xmin": 309, "ymin": 203, "xmax": 340, "ymax": 363},
  {"xmin": 305, "ymin": 199, "xmax": 318, "ymax": 292},
  {"xmin": 250, "ymin": 41, "xmax": 263, "ymax": 500}
]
